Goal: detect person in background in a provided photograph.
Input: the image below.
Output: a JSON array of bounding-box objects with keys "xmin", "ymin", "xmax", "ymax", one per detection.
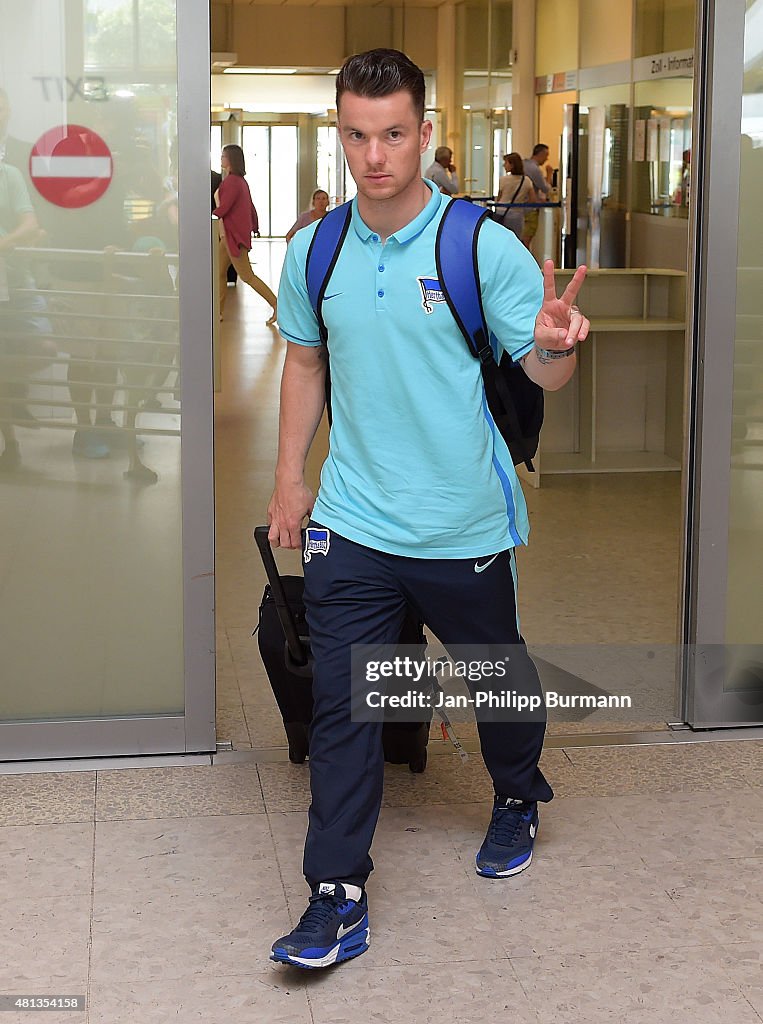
[
  {"xmin": 211, "ymin": 168, "xmax": 222, "ymax": 214},
  {"xmin": 522, "ymin": 143, "xmax": 552, "ymax": 249},
  {"xmin": 213, "ymin": 144, "xmax": 277, "ymax": 326},
  {"xmin": 496, "ymin": 152, "xmax": 536, "ymax": 242},
  {"xmin": 424, "ymin": 145, "xmax": 459, "ymax": 195},
  {"xmin": 285, "ymin": 189, "xmax": 330, "ymax": 244},
  {"xmin": 0, "ymin": 159, "xmax": 51, "ymax": 470}
]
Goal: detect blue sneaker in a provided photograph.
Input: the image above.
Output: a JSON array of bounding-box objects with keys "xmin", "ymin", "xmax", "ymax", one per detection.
[
  {"xmin": 270, "ymin": 882, "xmax": 369, "ymax": 969},
  {"xmin": 476, "ymin": 796, "xmax": 539, "ymax": 878}
]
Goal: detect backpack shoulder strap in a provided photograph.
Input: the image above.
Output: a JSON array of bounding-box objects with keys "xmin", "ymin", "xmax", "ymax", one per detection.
[
  {"xmin": 435, "ymin": 198, "xmax": 492, "ymax": 360},
  {"xmin": 305, "ymin": 201, "xmax": 353, "ymax": 343},
  {"xmin": 436, "ymin": 197, "xmax": 537, "ymax": 472}
]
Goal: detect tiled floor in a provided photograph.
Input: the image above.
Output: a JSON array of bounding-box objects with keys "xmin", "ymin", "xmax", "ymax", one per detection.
[
  {"xmin": 1, "ymin": 742, "xmax": 762, "ymax": 1022},
  {"xmin": 2, "ymin": 259, "xmax": 762, "ymax": 1021}
]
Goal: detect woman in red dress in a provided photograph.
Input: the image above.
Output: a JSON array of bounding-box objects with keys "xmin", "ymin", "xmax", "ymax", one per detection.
[{"xmin": 213, "ymin": 145, "xmax": 277, "ymax": 325}]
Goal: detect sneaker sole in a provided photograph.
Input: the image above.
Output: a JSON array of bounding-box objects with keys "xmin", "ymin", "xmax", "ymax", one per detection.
[
  {"xmin": 475, "ymin": 819, "xmax": 539, "ymax": 878},
  {"xmin": 270, "ymin": 922, "xmax": 370, "ymax": 970},
  {"xmin": 476, "ymin": 849, "xmax": 533, "ymax": 878}
]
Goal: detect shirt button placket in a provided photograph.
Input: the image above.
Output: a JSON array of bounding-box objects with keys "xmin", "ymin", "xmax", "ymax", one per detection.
[{"xmin": 375, "ymin": 241, "xmax": 387, "ymax": 310}]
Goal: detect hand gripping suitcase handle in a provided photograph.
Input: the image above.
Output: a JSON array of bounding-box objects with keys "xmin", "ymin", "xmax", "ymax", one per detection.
[{"xmin": 253, "ymin": 526, "xmax": 309, "ymax": 668}]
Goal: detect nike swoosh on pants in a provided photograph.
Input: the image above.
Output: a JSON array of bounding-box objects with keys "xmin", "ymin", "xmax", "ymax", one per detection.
[{"xmin": 474, "ymin": 554, "xmax": 499, "ymax": 573}]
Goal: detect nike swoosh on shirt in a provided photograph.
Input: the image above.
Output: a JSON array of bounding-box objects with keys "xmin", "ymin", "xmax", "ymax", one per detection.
[
  {"xmin": 324, "ymin": 292, "xmax": 343, "ymax": 300},
  {"xmin": 474, "ymin": 554, "xmax": 499, "ymax": 573}
]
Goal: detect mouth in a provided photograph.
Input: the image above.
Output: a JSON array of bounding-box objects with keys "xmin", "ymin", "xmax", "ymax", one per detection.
[{"xmin": 366, "ymin": 174, "xmax": 392, "ymax": 182}]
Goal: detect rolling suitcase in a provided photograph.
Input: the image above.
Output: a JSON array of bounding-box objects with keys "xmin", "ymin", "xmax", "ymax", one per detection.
[{"xmin": 254, "ymin": 526, "xmax": 431, "ymax": 772}]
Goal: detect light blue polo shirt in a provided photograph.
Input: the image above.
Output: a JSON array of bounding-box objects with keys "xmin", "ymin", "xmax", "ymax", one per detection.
[{"xmin": 277, "ymin": 180, "xmax": 543, "ymax": 559}]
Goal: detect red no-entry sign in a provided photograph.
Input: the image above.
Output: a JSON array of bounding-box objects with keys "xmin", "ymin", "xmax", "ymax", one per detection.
[{"xmin": 29, "ymin": 124, "xmax": 113, "ymax": 209}]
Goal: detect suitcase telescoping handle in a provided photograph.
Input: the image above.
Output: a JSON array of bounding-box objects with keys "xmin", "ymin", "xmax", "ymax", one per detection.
[{"xmin": 253, "ymin": 526, "xmax": 309, "ymax": 669}]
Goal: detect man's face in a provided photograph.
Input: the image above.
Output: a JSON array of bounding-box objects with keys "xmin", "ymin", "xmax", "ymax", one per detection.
[
  {"xmin": 338, "ymin": 90, "xmax": 432, "ymax": 204},
  {"xmin": 0, "ymin": 93, "xmax": 10, "ymax": 138},
  {"xmin": 439, "ymin": 149, "xmax": 452, "ymax": 168},
  {"xmin": 536, "ymin": 148, "xmax": 549, "ymax": 166}
]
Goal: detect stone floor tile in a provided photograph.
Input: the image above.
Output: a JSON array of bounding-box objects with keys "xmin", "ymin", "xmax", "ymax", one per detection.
[
  {"xmin": 244, "ymin": 703, "xmax": 290, "ymax": 749},
  {"xmin": 257, "ymin": 763, "xmax": 311, "ymax": 813},
  {"xmin": 557, "ymin": 743, "xmax": 752, "ymax": 796},
  {"xmin": 510, "ymin": 946, "xmax": 760, "ymax": 1024},
  {"xmin": 470, "ymin": 862, "xmax": 719, "ymax": 957},
  {"xmin": 603, "ymin": 786, "xmax": 763, "ymax": 866},
  {"xmin": 0, "ymin": 822, "xmax": 93, "ymax": 900},
  {"xmin": 216, "ymin": 705, "xmax": 253, "ymax": 749},
  {"xmin": 88, "ymin": 971, "xmax": 311, "ymax": 1024},
  {"xmin": 658, "ymin": 858, "xmax": 763, "ymax": 946},
  {"xmin": 94, "ymin": 813, "xmax": 273, "ymax": 897},
  {"xmin": 0, "ymin": 895, "xmax": 91, "ymax": 989},
  {"xmin": 718, "ymin": 943, "xmax": 763, "ymax": 1017},
  {"xmin": 0, "ymin": 773, "xmax": 95, "ymax": 828},
  {"xmin": 301, "ymin": 961, "xmax": 538, "ymax": 1024},
  {"xmin": 95, "ymin": 764, "xmax": 264, "ymax": 821},
  {"xmin": 91, "ymin": 890, "xmax": 287, "ymax": 982}
]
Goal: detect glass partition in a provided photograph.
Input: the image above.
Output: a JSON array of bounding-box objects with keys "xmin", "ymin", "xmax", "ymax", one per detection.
[
  {"xmin": 241, "ymin": 124, "xmax": 298, "ymax": 237},
  {"xmin": 633, "ymin": 79, "xmax": 693, "ymax": 220},
  {"xmin": 635, "ymin": 0, "xmax": 696, "ymax": 58},
  {"xmin": 725, "ymin": 0, "xmax": 763, "ymax": 658},
  {"xmin": 0, "ymin": 0, "xmax": 213, "ymax": 755}
]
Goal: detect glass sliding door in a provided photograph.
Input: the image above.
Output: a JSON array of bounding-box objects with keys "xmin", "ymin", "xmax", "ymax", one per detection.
[
  {"xmin": 0, "ymin": 0, "xmax": 214, "ymax": 759},
  {"xmin": 685, "ymin": 0, "xmax": 763, "ymax": 727},
  {"xmin": 241, "ymin": 124, "xmax": 298, "ymax": 237}
]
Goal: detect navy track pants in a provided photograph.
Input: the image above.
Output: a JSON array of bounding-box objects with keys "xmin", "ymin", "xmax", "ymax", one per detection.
[{"xmin": 302, "ymin": 523, "xmax": 554, "ymax": 889}]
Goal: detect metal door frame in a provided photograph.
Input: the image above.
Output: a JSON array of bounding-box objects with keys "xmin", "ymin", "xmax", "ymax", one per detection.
[
  {"xmin": 0, "ymin": 0, "xmax": 215, "ymax": 761},
  {"xmin": 681, "ymin": 0, "xmax": 763, "ymax": 727}
]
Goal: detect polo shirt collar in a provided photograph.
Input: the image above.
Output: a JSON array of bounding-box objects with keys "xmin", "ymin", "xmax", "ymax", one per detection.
[{"xmin": 351, "ymin": 179, "xmax": 442, "ymax": 244}]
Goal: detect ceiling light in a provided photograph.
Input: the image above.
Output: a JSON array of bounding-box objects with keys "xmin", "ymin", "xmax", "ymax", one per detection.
[{"xmin": 223, "ymin": 67, "xmax": 298, "ymax": 75}]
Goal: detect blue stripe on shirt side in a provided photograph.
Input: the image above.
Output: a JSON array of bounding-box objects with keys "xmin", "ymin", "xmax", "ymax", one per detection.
[{"xmin": 481, "ymin": 392, "xmax": 523, "ymax": 547}]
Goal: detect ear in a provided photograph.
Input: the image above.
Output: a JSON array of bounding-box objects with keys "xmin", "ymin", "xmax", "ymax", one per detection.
[{"xmin": 420, "ymin": 119, "xmax": 433, "ymax": 154}]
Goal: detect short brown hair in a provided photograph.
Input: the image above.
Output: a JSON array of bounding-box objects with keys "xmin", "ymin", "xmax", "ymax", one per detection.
[
  {"xmin": 506, "ymin": 152, "xmax": 524, "ymax": 176},
  {"xmin": 222, "ymin": 144, "xmax": 246, "ymax": 177},
  {"xmin": 336, "ymin": 49, "xmax": 425, "ymax": 122}
]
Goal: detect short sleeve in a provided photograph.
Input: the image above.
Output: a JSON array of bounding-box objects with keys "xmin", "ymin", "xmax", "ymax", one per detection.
[
  {"xmin": 276, "ymin": 221, "xmax": 322, "ymax": 347},
  {"xmin": 477, "ymin": 218, "xmax": 543, "ymax": 362}
]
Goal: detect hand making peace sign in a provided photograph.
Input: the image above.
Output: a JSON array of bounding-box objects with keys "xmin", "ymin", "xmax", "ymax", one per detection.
[{"xmin": 534, "ymin": 260, "xmax": 590, "ymax": 352}]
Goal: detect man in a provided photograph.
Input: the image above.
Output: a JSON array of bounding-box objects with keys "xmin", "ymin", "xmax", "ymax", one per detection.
[
  {"xmin": 424, "ymin": 144, "xmax": 459, "ymax": 195},
  {"xmin": 0, "ymin": 88, "xmax": 30, "ymax": 174},
  {"xmin": 267, "ymin": 49, "xmax": 589, "ymax": 970},
  {"xmin": 522, "ymin": 143, "xmax": 552, "ymax": 248},
  {"xmin": 0, "ymin": 149, "xmax": 43, "ymax": 469}
]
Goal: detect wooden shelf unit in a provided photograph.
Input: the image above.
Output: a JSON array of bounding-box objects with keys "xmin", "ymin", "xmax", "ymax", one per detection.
[{"xmin": 522, "ymin": 269, "xmax": 688, "ymax": 487}]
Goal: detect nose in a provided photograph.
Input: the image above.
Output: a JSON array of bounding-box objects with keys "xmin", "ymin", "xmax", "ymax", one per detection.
[{"xmin": 366, "ymin": 138, "xmax": 385, "ymax": 167}]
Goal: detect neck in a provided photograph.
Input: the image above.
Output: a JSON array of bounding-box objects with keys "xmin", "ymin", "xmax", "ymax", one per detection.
[{"xmin": 356, "ymin": 178, "xmax": 431, "ymax": 242}]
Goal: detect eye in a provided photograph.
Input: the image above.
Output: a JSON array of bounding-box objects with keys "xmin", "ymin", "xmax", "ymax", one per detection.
[
  {"xmin": 388, "ymin": 130, "xmax": 402, "ymax": 140},
  {"xmin": 349, "ymin": 131, "xmax": 364, "ymax": 142}
]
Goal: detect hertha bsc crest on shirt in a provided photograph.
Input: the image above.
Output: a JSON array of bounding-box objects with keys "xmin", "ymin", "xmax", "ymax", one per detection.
[
  {"xmin": 304, "ymin": 527, "xmax": 330, "ymax": 562},
  {"xmin": 417, "ymin": 277, "xmax": 446, "ymax": 314}
]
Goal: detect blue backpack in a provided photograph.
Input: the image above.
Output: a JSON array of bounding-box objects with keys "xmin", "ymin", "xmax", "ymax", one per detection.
[{"xmin": 304, "ymin": 197, "xmax": 543, "ymax": 471}]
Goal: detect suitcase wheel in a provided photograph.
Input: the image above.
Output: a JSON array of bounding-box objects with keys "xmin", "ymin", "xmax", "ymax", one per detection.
[
  {"xmin": 285, "ymin": 722, "xmax": 309, "ymax": 764},
  {"xmin": 408, "ymin": 748, "xmax": 427, "ymax": 773}
]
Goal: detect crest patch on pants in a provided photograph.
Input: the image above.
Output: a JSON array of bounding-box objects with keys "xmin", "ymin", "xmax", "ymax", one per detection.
[{"xmin": 304, "ymin": 527, "xmax": 331, "ymax": 562}]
